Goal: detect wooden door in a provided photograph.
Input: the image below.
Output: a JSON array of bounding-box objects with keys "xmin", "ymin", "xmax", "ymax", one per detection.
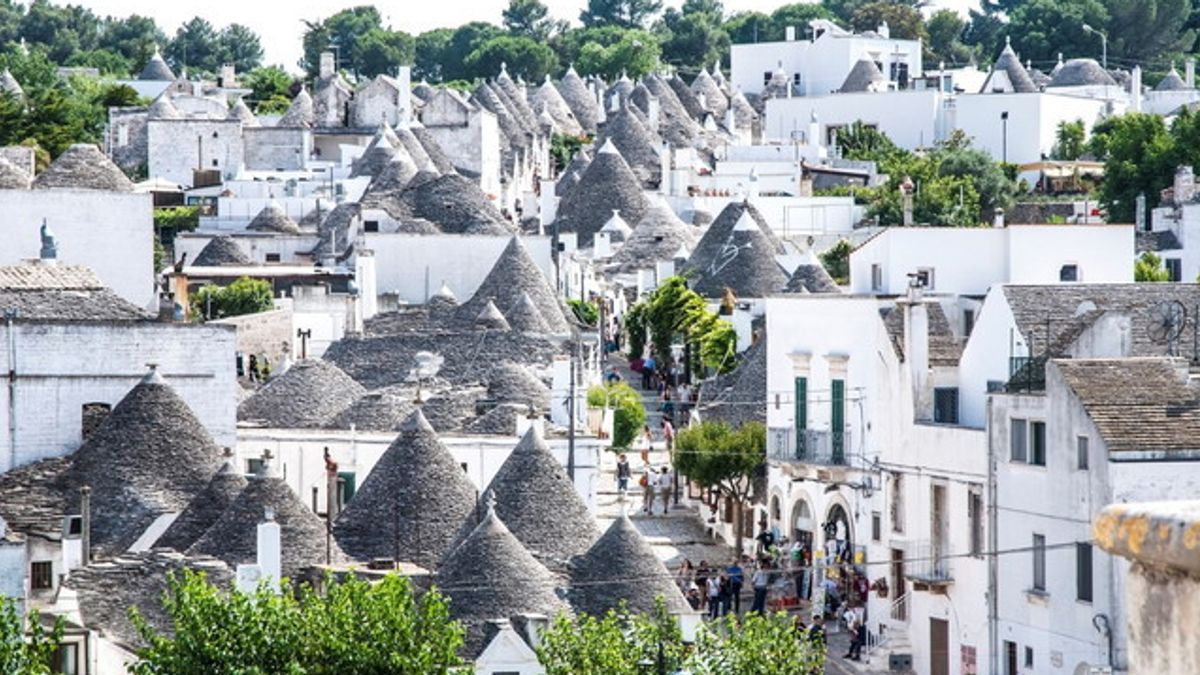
[{"xmin": 930, "ymin": 618, "xmax": 949, "ymax": 675}]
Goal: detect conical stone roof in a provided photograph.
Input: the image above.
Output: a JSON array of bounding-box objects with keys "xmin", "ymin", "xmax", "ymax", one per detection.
[
  {"xmin": 487, "ymin": 361, "xmax": 550, "ymax": 409},
  {"xmin": 237, "ymin": 359, "xmax": 365, "ymax": 428},
  {"xmin": 229, "ymin": 97, "xmax": 259, "ymax": 126},
  {"xmin": 188, "ymin": 454, "xmax": 347, "ymax": 576},
  {"xmin": 278, "ymin": 88, "xmax": 314, "ymax": 128},
  {"xmin": 324, "ymin": 389, "xmax": 417, "ymax": 432},
  {"xmin": 692, "ymin": 69, "xmax": 728, "ymax": 119},
  {"xmin": 729, "ymin": 89, "xmax": 758, "ymax": 129},
  {"xmin": 688, "ymin": 210, "xmax": 788, "ymax": 298},
  {"xmin": 1050, "ymin": 59, "xmax": 1116, "ymax": 87},
  {"xmin": 392, "ymin": 173, "xmax": 513, "ymax": 235},
  {"xmin": 62, "ymin": 369, "xmax": 222, "ymax": 555},
  {"xmin": 475, "ymin": 299, "xmax": 512, "ymax": 331},
  {"xmin": 464, "ymin": 426, "xmax": 599, "ymax": 565},
  {"xmin": 494, "ymin": 67, "xmax": 539, "ymax": 132},
  {"xmin": 0, "ymin": 155, "xmax": 31, "ymax": 190},
  {"xmin": 147, "ymin": 96, "xmax": 181, "ymax": 120},
  {"xmin": 437, "ymin": 503, "xmax": 571, "ymax": 658},
  {"xmin": 608, "ymin": 199, "xmax": 698, "ymax": 273},
  {"xmin": 351, "ymin": 124, "xmax": 401, "ymax": 178},
  {"xmin": 396, "ymin": 126, "xmax": 438, "ymax": 173},
  {"xmin": 1156, "ymin": 67, "xmax": 1192, "ymax": 92},
  {"xmin": 597, "ymin": 106, "xmax": 661, "ymax": 188},
  {"xmin": 193, "ymin": 236, "xmax": 251, "ymax": 266},
  {"xmin": 334, "ymin": 410, "xmax": 477, "ymax": 568},
  {"xmin": 360, "ymin": 148, "xmax": 421, "ymax": 209},
  {"xmin": 840, "ymin": 58, "xmax": 887, "ymax": 93},
  {"xmin": 556, "ymin": 66, "xmax": 601, "ymax": 133},
  {"xmin": 553, "ymin": 140, "xmax": 649, "ymax": 247},
  {"xmin": 643, "ymin": 74, "xmax": 701, "ymax": 148},
  {"xmin": 0, "ymin": 68, "xmax": 23, "ymax": 99},
  {"xmin": 668, "ymin": 73, "xmax": 707, "ymax": 121},
  {"xmin": 155, "ymin": 450, "xmax": 248, "ymax": 552},
  {"xmin": 411, "ymin": 125, "xmax": 458, "ymax": 174},
  {"xmin": 139, "ymin": 49, "xmax": 175, "ymax": 81},
  {"xmin": 32, "ymin": 144, "xmax": 134, "ymax": 192},
  {"xmin": 455, "ymin": 237, "xmax": 570, "ymax": 333},
  {"xmin": 784, "ymin": 250, "xmax": 841, "ymax": 294},
  {"xmin": 532, "ymin": 75, "xmax": 583, "ymax": 136},
  {"xmin": 554, "ymin": 148, "xmax": 591, "ymax": 197},
  {"xmin": 505, "ymin": 291, "xmax": 551, "ymax": 333},
  {"xmin": 473, "ymin": 81, "xmax": 527, "ymax": 150},
  {"xmin": 570, "ymin": 513, "xmax": 691, "ymax": 617},
  {"xmin": 599, "ymin": 209, "xmax": 633, "ymax": 243},
  {"xmin": 246, "ymin": 200, "xmax": 301, "ymax": 234},
  {"xmin": 983, "ymin": 40, "xmax": 1037, "ymax": 93}
]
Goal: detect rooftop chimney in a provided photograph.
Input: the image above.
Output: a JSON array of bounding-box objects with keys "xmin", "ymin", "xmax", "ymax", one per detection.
[
  {"xmin": 1175, "ymin": 166, "xmax": 1195, "ymax": 204},
  {"xmin": 39, "ymin": 219, "xmax": 57, "ymax": 262},
  {"xmin": 319, "ymin": 51, "xmax": 335, "ymax": 80},
  {"xmin": 785, "ymin": 26, "xmax": 796, "ymax": 42},
  {"xmin": 877, "ymin": 21, "xmax": 890, "ymax": 39},
  {"xmin": 903, "ymin": 287, "xmax": 930, "ymax": 417},
  {"xmin": 80, "ymin": 485, "xmax": 91, "ymax": 566},
  {"xmin": 397, "ymin": 65, "xmax": 412, "ymax": 128},
  {"xmin": 256, "ymin": 508, "xmax": 281, "ymax": 593},
  {"xmin": 992, "ymin": 206, "xmax": 1005, "ymax": 228}
]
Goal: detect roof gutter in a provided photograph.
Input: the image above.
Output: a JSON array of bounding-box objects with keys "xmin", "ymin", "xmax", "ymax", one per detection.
[{"xmin": 5, "ymin": 309, "xmax": 15, "ymax": 472}]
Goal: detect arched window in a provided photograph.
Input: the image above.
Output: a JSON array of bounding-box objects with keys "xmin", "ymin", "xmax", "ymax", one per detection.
[{"xmin": 770, "ymin": 495, "xmax": 782, "ymax": 522}]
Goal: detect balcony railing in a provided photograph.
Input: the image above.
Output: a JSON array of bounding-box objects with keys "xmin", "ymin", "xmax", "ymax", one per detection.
[
  {"xmin": 904, "ymin": 540, "xmax": 953, "ymax": 585},
  {"xmin": 767, "ymin": 427, "xmax": 850, "ymax": 466}
]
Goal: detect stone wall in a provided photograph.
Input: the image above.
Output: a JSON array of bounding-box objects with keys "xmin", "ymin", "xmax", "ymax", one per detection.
[
  {"xmin": 148, "ymin": 118, "xmax": 244, "ymax": 187},
  {"xmin": 243, "ymin": 127, "xmax": 311, "ymax": 172},
  {"xmin": 106, "ymin": 107, "xmax": 149, "ymax": 173},
  {"xmin": 1094, "ymin": 501, "xmax": 1200, "ymax": 675},
  {"xmin": 0, "ymin": 145, "xmax": 35, "ymax": 176},
  {"xmin": 210, "ymin": 306, "xmax": 293, "ymax": 364}
]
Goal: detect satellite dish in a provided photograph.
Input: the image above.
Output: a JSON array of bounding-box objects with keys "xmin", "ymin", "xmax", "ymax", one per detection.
[
  {"xmin": 413, "ymin": 351, "xmax": 444, "ymax": 379},
  {"xmin": 1146, "ymin": 300, "xmax": 1187, "ymax": 355}
]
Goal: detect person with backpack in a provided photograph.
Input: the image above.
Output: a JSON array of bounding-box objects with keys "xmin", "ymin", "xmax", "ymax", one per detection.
[{"xmin": 616, "ymin": 453, "xmax": 631, "ymax": 494}]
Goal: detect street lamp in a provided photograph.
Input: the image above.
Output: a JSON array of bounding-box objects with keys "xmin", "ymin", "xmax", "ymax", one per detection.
[
  {"xmin": 1000, "ymin": 111, "xmax": 1009, "ymax": 164},
  {"xmin": 1082, "ymin": 23, "xmax": 1107, "ymax": 70}
]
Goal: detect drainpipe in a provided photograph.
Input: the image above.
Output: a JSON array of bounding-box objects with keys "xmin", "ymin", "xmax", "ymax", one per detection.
[
  {"xmin": 5, "ymin": 309, "xmax": 16, "ymax": 472},
  {"xmin": 986, "ymin": 396, "xmax": 999, "ymax": 675},
  {"xmin": 80, "ymin": 485, "xmax": 92, "ymax": 566}
]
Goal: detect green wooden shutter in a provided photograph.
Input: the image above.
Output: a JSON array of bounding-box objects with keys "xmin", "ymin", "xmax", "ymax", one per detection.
[
  {"xmin": 831, "ymin": 379, "xmax": 845, "ymax": 463},
  {"xmin": 794, "ymin": 377, "xmax": 807, "ymax": 458}
]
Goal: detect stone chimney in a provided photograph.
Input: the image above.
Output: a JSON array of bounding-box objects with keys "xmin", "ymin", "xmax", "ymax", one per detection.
[
  {"xmin": 39, "ymin": 219, "xmax": 57, "ymax": 263},
  {"xmin": 319, "ymin": 51, "xmax": 335, "ymax": 79},
  {"xmin": 256, "ymin": 507, "xmax": 281, "ymax": 593},
  {"xmin": 785, "ymin": 26, "xmax": 796, "ymax": 42},
  {"xmin": 219, "ymin": 64, "xmax": 236, "ymax": 89},
  {"xmin": 1131, "ymin": 66, "xmax": 1143, "ymax": 113},
  {"xmin": 659, "ymin": 142, "xmax": 671, "ymax": 195},
  {"xmin": 992, "ymin": 206, "xmax": 1005, "ymax": 228},
  {"xmin": 900, "ymin": 176, "xmax": 915, "ymax": 226},
  {"xmin": 80, "ymin": 485, "xmax": 91, "ymax": 566},
  {"xmin": 397, "ymin": 65, "xmax": 412, "ymax": 128},
  {"xmin": 647, "ymin": 96, "xmax": 661, "ymax": 133},
  {"xmin": 1175, "ymin": 166, "xmax": 1195, "ymax": 204},
  {"xmin": 902, "ymin": 284, "xmax": 930, "ymax": 418}
]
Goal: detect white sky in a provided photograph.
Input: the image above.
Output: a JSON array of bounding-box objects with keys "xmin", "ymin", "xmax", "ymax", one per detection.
[{"xmin": 71, "ymin": 0, "xmax": 976, "ymax": 71}]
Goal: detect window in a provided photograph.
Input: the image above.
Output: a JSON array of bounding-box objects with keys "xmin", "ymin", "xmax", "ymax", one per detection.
[
  {"xmin": 1004, "ymin": 641, "xmax": 1018, "ymax": 675},
  {"xmin": 1010, "ymin": 418, "xmax": 1028, "ymax": 462},
  {"xmin": 211, "ymin": 158, "xmax": 218, "ymax": 167},
  {"xmin": 1077, "ymin": 543, "xmax": 1093, "ymax": 602},
  {"xmin": 1059, "ymin": 264, "xmax": 1079, "ymax": 282},
  {"xmin": 794, "ymin": 376, "xmax": 808, "ymax": 440},
  {"xmin": 1024, "ymin": 646, "xmax": 1034, "ymax": 669},
  {"xmin": 934, "ymin": 388, "xmax": 959, "ymax": 424},
  {"xmin": 1077, "ymin": 436, "xmax": 1089, "ymax": 470},
  {"xmin": 871, "ymin": 264, "xmax": 883, "ymax": 291},
  {"xmin": 337, "ymin": 471, "xmax": 356, "ymax": 506},
  {"xmin": 963, "ymin": 309, "xmax": 975, "ymax": 338},
  {"xmin": 792, "ymin": 73, "xmax": 802, "ymax": 87},
  {"xmin": 831, "ymin": 379, "xmax": 845, "ymax": 462},
  {"xmin": 212, "ymin": 131, "xmax": 220, "ymax": 138},
  {"xmin": 968, "ymin": 488, "xmax": 983, "ymax": 557},
  {"xmin": 890, "ymin": 472, "xmax": 904, "ymax": 534},
  {"xmin": 117, "ymin": 125, "xmax": 129, "ymax": 147},
  {"xmin": 364, "ymin": 220, "xmax": 380, "ymax": 233},
  {"xmin": 916, "ymin": 267, "xmax": 935, "ymax": 290},
  {"xmin": 31, "ymin": 561, "xmax": 53, "ymax": 590},
  {"xmin": 246, "ymin": 458, "xmax": 264, "ymax": 476},
  {"xmin": 1030, "ymin": 421, "xmax": 1046, "ymax": 466},
  {"xmin": 54, "ymin": 643, "xmax": 79, "ymax": 675},
  {"xmin": 1032, "ymin": 534, "xmax": 1046, "ymax": 591},
  {"xmin": 1166, "ymin": 258, "xmax": 1182, "ymax": 282},
  {"xmin": 265, "ymin": 253, "xmax": 281, "ymax": 263},
  {"xmin": 762, "ymin": 71, "xmax": 772, "ymax": 85},
  {"xmin": 871, "ymin": 512, "xmax": 881, "ymax": 542}
]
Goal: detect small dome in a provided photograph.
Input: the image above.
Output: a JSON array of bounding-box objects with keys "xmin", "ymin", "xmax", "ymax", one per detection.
[{"xmin": 1049, "ymin": 59, "xmax": 1116, "ymax": 88}]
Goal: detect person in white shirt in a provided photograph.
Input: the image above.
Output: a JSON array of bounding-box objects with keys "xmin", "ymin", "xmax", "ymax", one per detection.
[{"xmin": 657, "ymin": 466, "xmax": 672, "ymax": 514}]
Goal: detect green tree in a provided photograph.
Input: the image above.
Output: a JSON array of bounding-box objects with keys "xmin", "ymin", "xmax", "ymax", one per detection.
[
  {"xmin": 961, "ymin": 9, "xmax": 1005, "ymax": 59},
  {"xmin": 243, "ymin": 66, "xmax": 293, "ymax": 107},
  {"xmin": 926, "ymin": 9, "xmax": 971, "ymax": 65},
  {"xmin": 576, "ymin": 28, "xmax": 661, "ymax": 80},
  {"xmin": 588, "ymin": 381, "xmax": 646, "ymax": 448},
  {"xmin": 820, "ymin": 239, "xmax": 852, "ymax": 285},
  {"xmin": 19, "ymin": 0, "xmax": 100, "ymax": 63},
  {"xmin": 300, "ymin": 6, "xmax": 404, "ymax": 79},
  {"xmin": 835, "ymin": 121, "xmax": 901, "ymax": 162},
  {"xmin": 1134, "ymin": 251, "xmax": 1172, "ymax": 281},
  {"xmin": 98, "ymin": 15, "xmax": 165, "ymax": 69},
  {"xmin": 657, "ymin": 7, "xmax": 729, "ymax": 73},
  {"xmin": 0, "ymin": 598, "xmax": 64, "ymax": 675},
  {"xmin": 767, "ymin": 3, "xmax": 838, "ymax": 41},
  {"xmin": 689, "ymin": 612, "xmax": 825, "ymax": 674},
  {"xmin": 503, "ymin": 0, "xmax": 563, "ymax": 40},
  {"xmin": 537, "ymin": 599, "xmax": 686, "ymax": 674},
  {"xmin": 439, "ymin": 22, "xmax": 504, "ymax": 82},
  {"xmin": 722, "ymin": 11, "xmax": 771, "ymax": 44},
  {"xmin": 465, "ymin": 35, "xmax": 559, "ymax": 82},
  {"xmin": 356, "ymin": 27, "xmax": 416, "ymax": 79},
  {"xmin": 1006, "ymin": 0, "xmax": 1109, "ymax": 65},
  {"xmin": 217, "ymin": 23, "xmax": 264, "ymax": 73},
  {"xmin": 674, "ymin": 421, "xmax": 765, "ymax": 556},
  {"xmin": 1089, "ymin": 112, "xmax": 1174, "ymax": 222},
  {"xmin": 1105, "ymin": 0, "xmax": 1194, "ymax": 64},
  {"xmin": 581, "ymin": 0, "xmax": 664, "ymax": 29},
  {"xmin": 936, "ymin": 143, "xmax": 1017, "ymax": 217},
  {"xmin": 131, "ymin": 570, "xmax": 463, "ymax": 673},
  {"xmin": 851, "ymin": 2, "xmax": 928, "ymax": 42},
  {"xmin": 1053, "ymin": 120, "xmax": 1087, "ymax": 160},
  {"xmin": 191, "ymin": 277, "xmax": 274, "ymax": 320},
  {"xmin": 415, "ymin": 28, "xmax": 454, "ymax": 81},
  {"xmin": 165, "ymin": 17, "xmax": 221, "ymax": 73}
]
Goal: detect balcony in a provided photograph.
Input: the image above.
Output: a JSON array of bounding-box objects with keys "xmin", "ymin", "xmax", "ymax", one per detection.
[
  {"xmin": 904, "ymin": 540, "xmax": 953, "ymax": 590},
  {"xmin": 767, "ymin": 427, "xmax": 850, "ymax": 466}
]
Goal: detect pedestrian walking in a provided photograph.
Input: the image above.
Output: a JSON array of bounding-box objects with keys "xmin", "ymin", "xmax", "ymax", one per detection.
[
  {"xmin": 616, "ymin": 453, "xmax": 631, "ymax": 493},
  {"xmin": 658, "ymin": 466, "xmax": 672, "ymax": 514},
  {"xmin": 726, "ymin": 559, "xmax": 745, "ymax": 615},
  {"xmin": 641, "ymin": 464, "xmax": 656, "ymax": 515},
  {"xmin": 706, "ymin": 574, "xmax": 722, "ymax": 620},
  {"xmin": 661, "ymin": 419, "xmax": 675, "ymax": 452},
  {"xmin": 695, "ymin": 560, "xmax": 710, "ymax": 611},
  {"xmin": 750, "ymin": 562, "xmax": 771, "ymax": 614}
]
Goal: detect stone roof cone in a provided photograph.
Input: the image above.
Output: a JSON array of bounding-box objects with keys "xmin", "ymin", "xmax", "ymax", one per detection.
[
  {"xmin": 475, "ymin": 299, "xmax": 512, "ymax": 331},
  {"xmin": 0, "ymin": 155, "xmax": 31, "ymax": 190},
  {"xmin": 554, "ymin": 147, "xmax": 592, "ymax": 197},
  {"xmin": 278, "ymin": 87, "xmax": 315, "ymax": 128},
  {"xmin": 229, "ymin": 97, "xmax": 259, "ymax": 126},
  {"xmin": 570, "ymin": 513, "xmax": 692, "ymax": 616},
  {"xmin": 139, "ymin": 46, "xmax": 175, "ymax": 81},
  {"xmin": 350, "ymin": 123, "xmax": 401, "ymax": 178},
  {"xmin": 188, "ymin": 451, "xmax": 348, "ymax": 576},
  {"xmin": 553, "ymin": 139, "xmax": 649, "ymax": 247},
  {"xmin": 532, "ymin": 74, "xmax": 583, "ymax": 136},
  {"xmin": 237, "ymin": 359, "xmax": 365, "ymax": 428},
  {"xmin": 785, "ymin": 248, "xmax": 842, "ymax": 294},
  {"xmin": 62, "ymin": 366, "xmax": 223, "ymax": 555},
  {"xmin": 32, "ymin": 144, "xmax": 134, "ymax": 192},
  {"xmin": 155, "ymin": 448, "xmax": 248, "ymax": 551},
  {"xmin": 596, "ymin": 106, "xmax": 661, "ymax": 188},
  {"xmin": 691, "ymin": 68, "xmax": 728, "ymax": 118},
  {"xmin": 504, "ymin": 291, "xmax": 551, "ymax": 334},
  {"xmin": 608, "ymin": 198, "xmax": 698, "ymax": 273},
  {"xmin": 334, "ymin": 410, "xmax": 478, "ymax": 568},
  {"xmin": 454, "ymin": 237, "xmax": 571, "ymax": 333},
  {"xmin": 687, "ymin": 209, "xmax": 788, "ymax": 298},
  {"xmin": 193, "ymin": 236, "xmax": 251, "ymax": 267},
  {"xmin": 247, "ymin": 200, "xmax": 301, "ymax": 234},
  {"xmin": 556, "ymin": 65, "xmax": 601, "ymax": 133}
]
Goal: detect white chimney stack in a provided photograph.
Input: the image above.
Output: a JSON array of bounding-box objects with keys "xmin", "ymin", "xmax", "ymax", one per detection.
[
  {"xmin": 1131, "ymin": 66, "xmax": 1142, "ymax": 113},
  {"xmin": 319, "ymin": 51, "xmax": 335, "ymax": 79},
  {"xmin": 785, "ymin": 26, "xmax": 796, "ymax": 42},
  {"xmin": 903, "ymin": 293, "xmax": 930, "ymax": 417},
  {"xmin": 256, "ymin": 509, "xmax": 282, "ymax": 593},
  {"xmin": 397, "ymin": 65, "xmax": 412, "ymax": 128},
  {"xmin": 659, "ymin": 143, "xmax": 671, "ymax": 195},
  {"xmin": 993, "ymin": 207, "xmax": 1006, "ymax": 228},
  {"xmin": 594, "ymin": 230, "xmax": 612, "ymax": 259}
]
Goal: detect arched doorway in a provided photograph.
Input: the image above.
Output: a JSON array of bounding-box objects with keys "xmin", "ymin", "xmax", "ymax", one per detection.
[{"xmin": 823, "ymin": 502, "xmax": 853, "ymax": 563}]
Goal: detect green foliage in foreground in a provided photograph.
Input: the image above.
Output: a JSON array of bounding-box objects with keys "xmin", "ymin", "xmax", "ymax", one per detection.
[
  {"xmin": 191, "ymin": 277, "xmax": 274, "ymax": 320},
  {"xmin": 0, "ymin": 598, "xmax": 63, "ymax": 675},
  {"xmin": 588, "ymin": 381, "xmax": 647, "ymax": 448},
  {"xmin": 130, "ymin": 571, "xmax": 463, "ymax": 674}
]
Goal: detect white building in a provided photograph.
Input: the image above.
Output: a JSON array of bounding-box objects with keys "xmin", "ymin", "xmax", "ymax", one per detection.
[
  {"xmin": 1147, "ymin": 165, "xmax": 1200, "ymax": 282},
  {"xmin": 988, "ymin": 357, "xmax": 1200, "ymax": 675},
  {"xmin": 731, "ymin": 19, "xmax": 923, "ymax": 97},
  {"xmin": 850, "ymin": 224, "xmax": 1134, "ymax": 297}
]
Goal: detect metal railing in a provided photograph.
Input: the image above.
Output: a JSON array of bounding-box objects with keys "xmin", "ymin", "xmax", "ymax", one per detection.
[
  {"xmin": 863, "ymin": 592, "xmax": 910, "ymax": 664},
  {"xmin": 766, "ymin": 427, "xmax": 850, "ymax": 465},
  {"xmin": 904, "ymin": 540, "xmax": 953, "ymax": 583}
]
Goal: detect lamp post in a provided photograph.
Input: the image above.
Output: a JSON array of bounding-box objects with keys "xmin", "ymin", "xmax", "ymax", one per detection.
[
  {"xmin": 1000, "ymin": 111, "xmax": 1009, "ymax": 164},
  {"xmin": 1082, "ymin": 24, "xmax": 1107, "ymax": 70}
]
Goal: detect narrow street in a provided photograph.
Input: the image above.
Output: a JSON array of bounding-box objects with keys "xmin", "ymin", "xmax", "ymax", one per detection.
[{"xmin": 594, "ymin": 354, "xmax": 889, "ymax": 674}]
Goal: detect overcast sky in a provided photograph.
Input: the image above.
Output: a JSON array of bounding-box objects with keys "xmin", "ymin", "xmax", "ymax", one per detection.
[{"xmin": 73, "ymin": 0, "xmax": 976, "ymax": 71}]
